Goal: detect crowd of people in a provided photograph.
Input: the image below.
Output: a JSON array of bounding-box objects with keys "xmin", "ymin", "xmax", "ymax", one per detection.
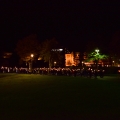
[{"xmin": 0, "ymin": 66, "xmax": 105, "ymax": 78}]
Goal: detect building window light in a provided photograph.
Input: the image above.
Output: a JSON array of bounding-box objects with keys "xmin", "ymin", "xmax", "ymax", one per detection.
[{"xmin": 59, "ymin": 49, "xmax": 63, "ymax": 51}]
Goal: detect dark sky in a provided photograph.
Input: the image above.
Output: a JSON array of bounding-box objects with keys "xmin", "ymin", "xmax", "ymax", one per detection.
[{"xmin": 0, "ymin": 1, "xmax": 120, "ymax": 51}]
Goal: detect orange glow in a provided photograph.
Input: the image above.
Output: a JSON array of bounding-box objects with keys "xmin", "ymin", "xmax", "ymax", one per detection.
[
  {"xmin": 31, "ymin": 54, "xmax": 34, "ymax": 57},
  {"xmin": 65, "ymin": 54, "xmax": 74, "ymax": 66},
  {"xmin": 65, "ymin": 52, "xmax": 80, "ymax": 66},
  {"xmin": 65, "ymin": 51, "xmax": 108, "ymax": 67}
]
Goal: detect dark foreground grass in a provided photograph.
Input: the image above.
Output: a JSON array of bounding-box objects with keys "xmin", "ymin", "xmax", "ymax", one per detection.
[{"xmin": 0, "ymin": 74, "xmax": 120, "ymax": 120}]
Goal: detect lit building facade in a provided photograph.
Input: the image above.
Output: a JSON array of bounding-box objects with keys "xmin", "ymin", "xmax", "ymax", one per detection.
[
  {"xmin": 65, "ymin": 51, "xmax": 110, "ymax": 67},
  {"xmin": 65, "ymin": 52, "xmax": 80, "ymax": 66}
]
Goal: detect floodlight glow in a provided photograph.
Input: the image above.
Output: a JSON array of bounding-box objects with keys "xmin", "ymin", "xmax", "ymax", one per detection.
[
  {"xmin": 95, "ymin": 49, "xmax": 99, "ymax": 53},
  {"xmin": 59, "ymin": 49, "xmax": 63, "ymax": 51}
]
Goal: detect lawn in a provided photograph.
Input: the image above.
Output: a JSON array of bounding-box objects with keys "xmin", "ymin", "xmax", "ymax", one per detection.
[{"xmin": 0, "ymin": 73, "xmax": 120, "ymax": 120}]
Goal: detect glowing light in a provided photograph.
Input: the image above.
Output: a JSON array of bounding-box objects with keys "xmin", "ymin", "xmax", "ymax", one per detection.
[
  {"xmin": 38, "ymin": 57, "xmax": 42, "ymax": 60},
  {"xmin": 31, "ymin": 54, "xmax": 34, "ymax": 57},
  {"xmin": 95, "ymin": 49, "xmax": 99, "ymax": 53},
  {"xmin": 59, "ymin": 49, "xmax": 63, "ymax": 51},
  {"xmin": 51, "ymin": 49, "xmax": 63, "ymax": 51}
]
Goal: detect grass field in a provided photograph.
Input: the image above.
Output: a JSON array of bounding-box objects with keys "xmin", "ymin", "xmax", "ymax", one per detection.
[{"xmin": 0, "ymin": 73, "xmax": 120, "ymax": 120}]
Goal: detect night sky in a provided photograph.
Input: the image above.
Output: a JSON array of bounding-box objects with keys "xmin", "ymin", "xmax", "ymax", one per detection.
[{"xmin": 0, "ymin": 1, "xmax": 120, "ymax": 52}]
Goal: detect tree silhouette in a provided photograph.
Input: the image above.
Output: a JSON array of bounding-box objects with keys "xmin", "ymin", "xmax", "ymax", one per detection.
[
  {"xmin": 40, "ymin": 38, "xmax": 64, "ymax": 68},
  {"xmin": 15, "ymin": 34, "xmax": 40, "ymax": 65}
]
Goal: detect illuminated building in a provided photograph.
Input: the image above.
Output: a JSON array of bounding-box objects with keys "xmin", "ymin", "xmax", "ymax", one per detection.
[
  {"xmin": 51, "ymin": 48, "xmax": 65, "ymax": 67},
  {"xmin": 51, "ymin": 49, "xmax": 63, "ymax": 51},
  {"xmin": 65, "ymin": 52, "xmax": 80, "ymax": 66},
  {"xmin": 65, "ymin": 51, "xmax": 108, "ymax": 67}
]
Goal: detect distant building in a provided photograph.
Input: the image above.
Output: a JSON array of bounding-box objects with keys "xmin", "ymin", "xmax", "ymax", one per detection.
[
  {"xmin": 0, "ymin": 51, "xmax": 19, "ymax": 67},
  {"xmin": 51, "ymin": 48, "xmax": 65, "ymax": 67},
  {"xmin": 65, "ymin": 51, "xmax": 113, "ymax": 67},
  {"xmin": 65, "ymin": 52, "xmax": 80, "ymax": 66},
  {"xmin": 51, "ymin": 49, "xmax": 63, "ymax": 52},
  {"xmin": 3, "ymin": 52, "xmax": 12, "ymax": 58}
]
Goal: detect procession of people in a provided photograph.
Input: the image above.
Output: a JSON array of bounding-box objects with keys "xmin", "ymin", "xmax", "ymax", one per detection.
[{"xmin": 0, "ymin": 66, "xmax": 105, "ymax": 78}]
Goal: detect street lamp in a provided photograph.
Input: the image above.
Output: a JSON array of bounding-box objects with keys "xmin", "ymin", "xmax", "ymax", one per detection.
[
  {"xmin": 82, "ymin": 61, "xmax": 84, "ymax": 67},
  {"xmin": 54, "ymin": 61, "xmax": 56, "ymax": 66},
  {"xmin": 95, "ymin": 49, "xmax": 99, "ymax": 54},
  {"xmin": 95, "ymin": 49, "xmax": 99, "ymax": 69},
  {"xmin": 31, "ymin": 54, "xmax": 34, "ymax": 58},
  {"xmin": 29, "ymin": 54, "xmax": 34, "ymax": 73},
  {"xmin": 112, "ymin": 61, "xmax": 115, "ymax": 66}
]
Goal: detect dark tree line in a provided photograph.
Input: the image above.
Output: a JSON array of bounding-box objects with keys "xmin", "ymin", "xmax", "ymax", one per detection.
[
  {"xmin": 15, "ymin": 31, "xmax": 120, "ymax": 68},
  {"xmin": 15, "ymin": 34, "xmax": 64, "ymax": 68}
]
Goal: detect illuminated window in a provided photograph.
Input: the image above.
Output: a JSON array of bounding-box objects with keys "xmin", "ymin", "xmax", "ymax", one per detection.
[{"xmin": 59, "ymin": 49, "xmax": 63, "ymax": 51}]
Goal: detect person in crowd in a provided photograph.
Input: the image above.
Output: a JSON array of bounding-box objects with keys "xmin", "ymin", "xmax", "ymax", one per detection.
[
  {"xmin": 99, "ymin": 69, "xmax": 103, "ymax": 78},
  {"xmin": 88, "ymin": 69, "xmax": 92, "ymax": 78},
  {"xmin": 94, "ymin": 69, "xmax": 98, "ymax": 79}
]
